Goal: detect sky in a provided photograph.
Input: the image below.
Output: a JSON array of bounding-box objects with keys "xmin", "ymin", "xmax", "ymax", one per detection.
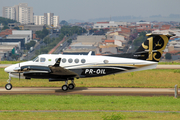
[{"xmin": 0, "ymin": 0, "xmax": 180, "ymax": 21}]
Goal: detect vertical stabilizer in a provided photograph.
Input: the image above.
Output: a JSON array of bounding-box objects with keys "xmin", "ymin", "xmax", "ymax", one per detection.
[{"xmin": 133, "ymin": 34, "xmax": 174, "ymax": 62}]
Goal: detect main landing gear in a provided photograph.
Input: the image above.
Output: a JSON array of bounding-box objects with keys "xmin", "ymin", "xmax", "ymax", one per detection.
[
  {"xmin": 61, "ymin": 80, "xmax": 76, "ymax": 91},
  {"xmin": 5, "ymin": 75, "xmax": 12, "ymax": 90}
]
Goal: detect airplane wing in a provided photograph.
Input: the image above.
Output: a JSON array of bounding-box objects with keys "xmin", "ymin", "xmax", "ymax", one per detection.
[
  {"xmin": 21, "ymin": 58, "xmax": 79, "ymax": 79},
  {"xmin": 49, "ymin": 66, "xmax": 78, "ymax": 76},
  {"xmin": 22, "ymin": 66, "xmax": 79, "ymax": 79}
]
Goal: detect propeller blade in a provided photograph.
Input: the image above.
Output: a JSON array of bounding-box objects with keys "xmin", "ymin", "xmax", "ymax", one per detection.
[
  {"xmin": 19, "ymin": 63, "xmax": 20, "ymax": 81},
  {"xmin": 19, "ymin": 73, "xmax": 20, "ymax": 81}
]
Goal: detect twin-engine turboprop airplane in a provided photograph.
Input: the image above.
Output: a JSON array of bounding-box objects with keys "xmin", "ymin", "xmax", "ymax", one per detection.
[{"xmin": 4, "ymin": 33, "xmax": 174, "ymax": 91}]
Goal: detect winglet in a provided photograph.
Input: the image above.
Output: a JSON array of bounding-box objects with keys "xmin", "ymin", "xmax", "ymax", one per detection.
[{"xmin": 53, "ymin": 58, "xmax": 61, "ymax": 67}]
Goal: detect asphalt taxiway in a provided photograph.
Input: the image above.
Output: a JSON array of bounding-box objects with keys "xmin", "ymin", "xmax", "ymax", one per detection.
[{"xmin": 0, "ymin": 87, "xmax": 178, "ymax": 96}]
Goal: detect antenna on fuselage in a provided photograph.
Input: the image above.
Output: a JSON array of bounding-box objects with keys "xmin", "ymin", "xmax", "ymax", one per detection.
[{"xmin": 88, "ymin": 51, "xmax": 92, "ymax": 56}]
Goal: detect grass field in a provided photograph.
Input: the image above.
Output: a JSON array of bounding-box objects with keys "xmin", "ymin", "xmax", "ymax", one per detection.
[
  {"xmin": 1, "ymin": 64, "xmax": 180, "ymax": 119},
  {"xmin": 158, "ymin": 61, "xmax": 180, "ymax": 65},
  {"xmin": 0, "ymin": 112, "xmax": 180, "ymax": 120},
  {"xmin": 0, "ymin": 95, "xmax": 180, "ymax": 120},
  {"xmin": 0, "ymin": 68, "xmax": 180, "ymax": 88},
  {"xmin": 1, "ymin": 95, "xmax": 180, "ymax": 111}
]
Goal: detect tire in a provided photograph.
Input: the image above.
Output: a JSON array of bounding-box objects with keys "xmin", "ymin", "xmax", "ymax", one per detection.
[
  {"xmin": 5, "ymin": 83, "xmax": 12, "ymax": 90},
  {"xmin": 68, "ymin": 83, "xmax": 75, "ymax": 90},
  {"xmin": 62, "ymin": 85, "xmax": 68, "ymax": 91}
]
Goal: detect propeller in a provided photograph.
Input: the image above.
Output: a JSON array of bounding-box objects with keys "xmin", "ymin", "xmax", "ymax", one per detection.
[{"xmin": 19, "ymin": 63, "xmax": 20, "ymax": 81}]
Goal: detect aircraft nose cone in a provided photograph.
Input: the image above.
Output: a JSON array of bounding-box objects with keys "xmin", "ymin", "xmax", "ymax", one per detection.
[
  {"xmin": 4, "ymin": 64, "xmax": 17, "ymax": 73},
  {"xmin": 4, "ymin": 66, "xmax": 10, "ymax": 73}
]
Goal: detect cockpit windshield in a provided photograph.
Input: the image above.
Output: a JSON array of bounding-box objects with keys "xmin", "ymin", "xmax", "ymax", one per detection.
[{"xmin": 33, "ymin": 57, "xmax": 39, "ymax": 62}]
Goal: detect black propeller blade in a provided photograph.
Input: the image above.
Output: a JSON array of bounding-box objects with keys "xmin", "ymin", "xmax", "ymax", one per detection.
[{"xmin": 19, "ymin": 63, "xmax": 20, "ymax": 81}]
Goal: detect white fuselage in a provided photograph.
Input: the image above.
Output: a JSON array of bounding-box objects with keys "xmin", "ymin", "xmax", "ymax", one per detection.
[{"xmin": 4, "ymin": 54, "xmax": 158, "ymax": 79}]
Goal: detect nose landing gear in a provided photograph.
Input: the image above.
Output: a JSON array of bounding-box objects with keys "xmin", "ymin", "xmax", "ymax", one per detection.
[{"xmin": 5, "ymin": 75, "xmax": 12, "ymax": 90}]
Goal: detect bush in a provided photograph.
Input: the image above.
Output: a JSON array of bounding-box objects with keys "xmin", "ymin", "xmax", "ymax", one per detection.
[
  {"xmin": 103, "ymin": 113, "xmax": 124, "ymax": 120},
  {"xmin": 165, "ymin": 53, "xmax": 172, "ymax": 60}
]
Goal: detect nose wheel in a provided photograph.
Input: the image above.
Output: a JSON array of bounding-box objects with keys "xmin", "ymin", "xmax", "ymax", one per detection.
[
  {"xmin": 5, "ymin": 83, "xmax": 12, "ymax": 90},
  {"xmin": 5, "ymin": 74, "xmax": 12, "ymax": 90}
]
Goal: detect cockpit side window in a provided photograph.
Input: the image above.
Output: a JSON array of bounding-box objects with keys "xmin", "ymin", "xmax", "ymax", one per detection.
[
  {"xmin": 40, "ymin": 57, "xmax": 46, "ymax": 62},
  {"xmin": 33, "ymin": 57, "xmax": 39, "ymax": 62}
]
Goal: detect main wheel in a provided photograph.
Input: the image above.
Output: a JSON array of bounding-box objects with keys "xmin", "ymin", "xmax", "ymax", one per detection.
[
  {"xmin": 68, "ymin": 83, "xmax": 75, "ymax": 90},
  {"xmin": 62, "ymin": 85, "xmax": 68, "ymax": 91},
  {"xmin": 5, "ymin": 83, "xmax": 12, "ymax": 90}
]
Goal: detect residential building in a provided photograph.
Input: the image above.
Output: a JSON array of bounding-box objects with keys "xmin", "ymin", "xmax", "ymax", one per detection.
[
  {"xmin": 2, "ymin": 3, "xmax": 33, "ymax": 24},
  {"xmin": 34, "ymin": 16, "xmax": 44, "ymax": 25},
  {"xmin": 18, "ymin": 3, "xmax": 33, "ymax": 24},
  {"xmin": 34, "ymin": 13, "xmax": 59, "ymax": 27},
  {"xmin": 0, "ymin": 29, "xmax": 13, "ymax": 36},
  {"xmin": 2, "ymin": 6, "xmax": 16, "ymax": 20},
  {"xmin": 53, "ymin": 16, "xmax": 59, "ymax": 27}
]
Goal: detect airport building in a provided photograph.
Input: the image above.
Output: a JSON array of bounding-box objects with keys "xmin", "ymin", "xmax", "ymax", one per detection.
[
  {"xmin": 93, "ymin": 21, "xmax": 127, "ymax": 30},
  {"xmin": 12, "ymin": 30, "xmax": 33, "ymax": 42},
  {"xmin": 63, "ymin": 35, "xmax": 104, "ymax": 55}
]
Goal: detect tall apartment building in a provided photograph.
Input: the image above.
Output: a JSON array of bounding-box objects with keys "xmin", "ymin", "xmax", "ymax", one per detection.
[
  {"xmin": 2, "ymin": 3, "xmax": 33, "ymax": 24},
  {"xmin": 34, "ymin": 13, "xmax": 59, "ymax": 27},
  {"xmin": 2, "ymin": 7, "xmax": 16, "ymax": 20}
]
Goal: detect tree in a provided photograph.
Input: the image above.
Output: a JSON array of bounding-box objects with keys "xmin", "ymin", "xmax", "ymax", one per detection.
[
  {"xmin": 14, "ymin": 27, "xmax": 20, "ymax": 30},
  {"xmin": 133, "ymin": 31, "xmax": 147, "ymax": 46},
  {"xmin": 0, "ymin": 17, "xmax": 17, "ymax": 26},
  {"xmin": 35, "ymin": 28, "xmax": 49, "ymax": 39},
  {"xmin": 60, "ymin": 20, "xmax": 68, "ymax": 25},
  {"xmin": 2, "ymin": 25, "xmax": 9, "ymax": 30},
  {"xmin": 25, "ymin": 41, "xmax": 36, "ymax": 50},
  {"xmin": 165, "ymin": 53, "xmax": 172, "ymax": 60}
]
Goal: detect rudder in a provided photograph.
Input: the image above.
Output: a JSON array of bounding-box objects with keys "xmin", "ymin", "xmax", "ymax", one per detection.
[{"xmin": 133, "ymin": 34, "xmax": 174, "ymax": 62}]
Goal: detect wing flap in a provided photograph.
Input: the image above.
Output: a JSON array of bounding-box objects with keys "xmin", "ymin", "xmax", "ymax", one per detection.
[{"xmin": 50, "ymin": 66, "xmax": 79, "ymax": 76}]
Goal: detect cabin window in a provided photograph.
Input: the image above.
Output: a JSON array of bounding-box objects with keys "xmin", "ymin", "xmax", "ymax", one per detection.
[
  {"xmin": 68, "ymin": 58, "xmax": 73, "ymax": 63},
  {"xmin": 33, "ymin": 57, "xmax": 39, "ymax": 62},
  {"xmin": 62, "ymin": 58, "xmax": 66, "ymax": 63},
  {"xmin": 40, "ymin": 58, "xmax": 46, "ymax": 62},
  {"xmin": 81, "ymin": 59, "xmax": 86, "ymax": 63},
  {"xmin": 74, "ymin": 58, "xmax": 79, "ymax": 63}
]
